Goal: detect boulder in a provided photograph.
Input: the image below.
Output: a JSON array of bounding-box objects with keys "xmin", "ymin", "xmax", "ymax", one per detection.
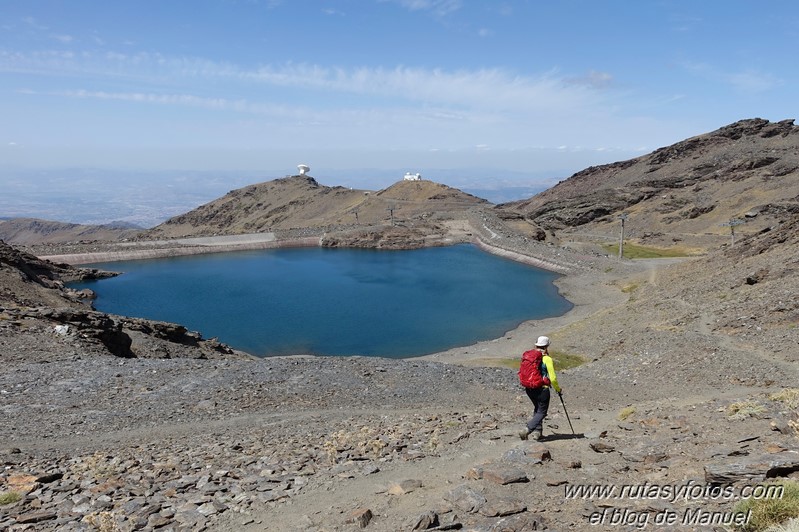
[{"xmin": 704, "ymin": 453, "xmax": 799, "ymax": 483}]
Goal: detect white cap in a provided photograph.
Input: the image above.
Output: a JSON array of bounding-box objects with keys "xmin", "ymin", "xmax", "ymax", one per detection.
[{"xmin": 535, "ymin": 336, "xmax": 550, "ymax": 347}]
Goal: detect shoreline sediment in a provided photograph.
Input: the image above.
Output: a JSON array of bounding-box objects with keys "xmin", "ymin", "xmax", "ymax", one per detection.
[
  {"xmin": 38, "ymin": 236, "xmax": 322, "ymax": 265},
  {"xmin": 471, "ymin": 238, "xmax": 572, "ymax": 274}
]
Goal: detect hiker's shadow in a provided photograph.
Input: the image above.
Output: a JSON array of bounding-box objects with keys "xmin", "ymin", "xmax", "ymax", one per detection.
[{"xmin": 542, "ymin": 433, "xmax": 585, "ymax": 442}]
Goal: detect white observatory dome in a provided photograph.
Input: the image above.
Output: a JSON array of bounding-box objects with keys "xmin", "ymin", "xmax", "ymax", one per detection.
[{"xmin": 297, "ymin": 164, "xmax": 310, "ymax": 176}]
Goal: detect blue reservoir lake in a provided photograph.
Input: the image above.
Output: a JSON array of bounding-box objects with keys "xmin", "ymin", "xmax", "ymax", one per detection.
[{"xmin": 71, "ymin": 244, "xmax": 573, "ymax": 358}]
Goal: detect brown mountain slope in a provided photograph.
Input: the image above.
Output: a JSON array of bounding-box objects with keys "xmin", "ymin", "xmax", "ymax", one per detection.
[
  {"xmin": 673, "ymin": 211, "xmax": 799, "ymax": 332},
  {"xmin": 499, "ymin": 118, "xmax": 799, "ymax": 251},
  {"xmin": 549, "ymin": 210, "xmax": 799, "ymax": 412},
  {"xmin": 143, "ymin": 175, "xmax": 488, "ymax": 239},
  {"xmin": 0, "ymin": 218, "xmax": 142, "ymax": 245}
]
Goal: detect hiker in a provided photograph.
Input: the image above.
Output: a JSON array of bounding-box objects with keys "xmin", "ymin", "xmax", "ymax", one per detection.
[{"xmin": 518, "ymin": 335, "xmax": 561, "ymax": 441}]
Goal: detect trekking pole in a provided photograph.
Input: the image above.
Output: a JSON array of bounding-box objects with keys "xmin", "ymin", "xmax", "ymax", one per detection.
[{"xmin": 558, "ymin": 391, "xmax": 575, "ymax": 435}]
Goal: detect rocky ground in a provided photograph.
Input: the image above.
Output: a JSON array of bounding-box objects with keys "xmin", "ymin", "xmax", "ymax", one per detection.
[{"xmin": 1, "ymin": 213, "xmax": 798, "ymax": 531}]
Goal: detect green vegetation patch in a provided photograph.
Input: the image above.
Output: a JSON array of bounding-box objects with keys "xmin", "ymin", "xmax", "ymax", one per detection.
[
  {"xmin": 727, "ymin": 400, "xmax": 767, "ymax": 420},
  {"xmin": 733, "ymin": 480, "xmax": 799, "ymax": 532},
  {"xmin": 550, "ymin": 350, "xmax": 588, "ymax": 371},
  {"xmin": 621, "ymin": 281, "xmax": 642, "ymax": 293},
  {"xmin": 0, "ymin": 490, "xmax": 22, "ymax": 505},
  {"xmin": 618, "ymin": 406, "xmax": 636, "ymax": 421},
  {"xmin": 764, "ymin": 517, "xmax": 799, "ymax": 532},
  {"xmin": 769, "ymin": 389, "xmax": 799, "ymax": 409},
  {"xmin": 600, "ymin": 242, "xmax": 693, "ymax": 259}
]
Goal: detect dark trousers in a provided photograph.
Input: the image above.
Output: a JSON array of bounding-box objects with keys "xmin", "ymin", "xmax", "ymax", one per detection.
[{"xmin": 525, "ymin": 387, "xmax": 550, "ymax": 433}]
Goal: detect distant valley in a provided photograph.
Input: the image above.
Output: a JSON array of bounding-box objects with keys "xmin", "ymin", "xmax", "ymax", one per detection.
[{"xmin": 0, "ymin": 167, "xmax": 555, "ymax": 228}]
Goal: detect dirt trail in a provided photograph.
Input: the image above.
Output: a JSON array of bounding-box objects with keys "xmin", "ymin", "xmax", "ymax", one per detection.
[{"xmin": 213, "ymin": 382, "xmax": 785, "ymax": 532}]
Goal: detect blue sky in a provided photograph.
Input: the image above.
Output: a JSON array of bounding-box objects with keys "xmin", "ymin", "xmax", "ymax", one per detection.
[{"xmin": 1, "ymin": 0, "xmax": 797, "ymax": 197}]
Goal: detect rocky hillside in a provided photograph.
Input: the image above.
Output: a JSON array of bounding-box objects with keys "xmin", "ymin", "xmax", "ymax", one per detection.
[
  {"xmin": 556, "ymin": 210, "xmax": 799, "ymax": 400},
  {"xmin": 0, "ymin": 240, "xmax": 113, "ymax": 308},
  {"xmin": 143, "ymin": 176, "xmax": 488, "ymax": 240},
  {"xmin": 0, "ymin": 218, "xmax": 142, "ymax": 245},
  {"xmin": 499, "ymin": 118, "xmax": 799, "ymax": 251}
]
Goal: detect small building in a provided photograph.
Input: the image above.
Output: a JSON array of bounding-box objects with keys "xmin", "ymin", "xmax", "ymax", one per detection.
[
  {"xmin": 404, "ymin": 172, "xmax": 421, "ymax": 181},
  {"xmin": 298, "ymin": 164, "xmax": 310, "ymax": 176}
]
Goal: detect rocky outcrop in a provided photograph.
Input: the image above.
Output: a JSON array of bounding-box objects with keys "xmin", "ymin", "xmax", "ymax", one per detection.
[
  {"xmin": 519, "ymin": 189, "xmax": 646, "ymax": 230},
  {"xmin": 0, "ymin": 240, "xmax": 115, "ymax": 286},
  {"xmin": 321, "ymin": 224, "xmax": 451, "ymax": 250},
  {"xmin": 2, "ymin": 306, "xmax": 239, "ymax": 360},
  {"xmin": 0, "ymin": 241, "xmax": 240, "ymax": 361},
  {"xmin": 32, "ymin": 307, "xmax": 133, "ymax": 358}
]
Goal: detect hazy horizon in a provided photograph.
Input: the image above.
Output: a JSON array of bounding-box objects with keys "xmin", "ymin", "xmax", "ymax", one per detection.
[
  {"xmin": 0, "ymin": 164, "xmax": 564, "ymax": 227},
  {"xmin": 3, "ymin": 1, "xmax": 796, "ymax": 225}
]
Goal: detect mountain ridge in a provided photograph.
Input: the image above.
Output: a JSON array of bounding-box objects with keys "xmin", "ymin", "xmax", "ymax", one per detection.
[
  {"xmin": 6, "ymin": 118, "xmax": 798, "ymax": 258},
  {"xmin": 497, "ymin": 118, "xmax": 799, "ymax": 250},
  {"xmin": 0, "ymin": 218, "xmax": 142, "ymax": 245},
  {"xmin": 141, "ymin": 176, "xmax": 488, "ymax": 240}
]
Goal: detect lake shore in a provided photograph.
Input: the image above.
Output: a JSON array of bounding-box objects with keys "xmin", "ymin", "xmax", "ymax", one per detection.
[
  {"xmin": 36, "ymin": 228, "xmax": 642, "ymax": 366},
  {"xmin": 37, "ymin": 229, "xmax": 631, "ymax": 364},
  {"xmin": 419, "ymin": 260, "xmax": 638, "ymax": 365}
]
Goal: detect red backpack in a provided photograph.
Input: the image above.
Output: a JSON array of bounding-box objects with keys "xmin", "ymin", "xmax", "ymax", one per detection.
[{"xmin": 518, "ymin": 349, "xmax": 551, "ymax": 389}]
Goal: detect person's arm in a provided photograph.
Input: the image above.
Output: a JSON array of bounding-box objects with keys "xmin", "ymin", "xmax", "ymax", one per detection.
[{"xmin": 542, "ymin": 355, "xmax": 561, "ymax": 393}]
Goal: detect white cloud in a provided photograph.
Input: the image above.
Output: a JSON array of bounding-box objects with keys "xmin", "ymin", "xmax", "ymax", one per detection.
[
  {"xmin": 726, "ymin": 70, "xmax": 782, "ymax": 93},
  {"xmin": 58, "ymin": 89, "xmax": 290, "ymax": 115},
  {"xmin": 22, "ymin": 16, "xmax": 48, "ymax": 31},
  {"xmin": 382, "ymin": 0, "xmax": 462, "ymax": 17},
  {"xmin": 50, "ymin": 34, "xmax": 74, "ymax": 44},
  {"xmin": 235, "ymin": 63, "xmax": 600, "ymax": 112},
  {"xmin": 6, "ymin": 49, "xmax": 659, "ymax": 154},
  {"xmin": 497, "ymin": 3, "xmax": 513, "ymax": 16},
  {"xmin": 566, "ymin": 70, "xmax": 613, "ymax": 89},
  {"xmin": 669, "ymin": 14, "xmax": 702, "ymax": 33},
  {"xmin": 680, "ymin": 60, "xmax": 781, "ymax": 94},
  {"xmin": 2, "ymin": 51, "xmax": 604, "ymax": 114}
]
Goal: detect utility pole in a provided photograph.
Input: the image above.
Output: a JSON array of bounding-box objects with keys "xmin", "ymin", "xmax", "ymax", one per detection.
[
  {"xmin": 387, "ymin": 204, "xmax": 396, "ymax": 226},
  {"xmin": 720, "ymin": 218, "xmax": 744, "ymax": 246},
  {"xmin": 618, "ymin": 213, "xmax": 628, "ymax": 259}
]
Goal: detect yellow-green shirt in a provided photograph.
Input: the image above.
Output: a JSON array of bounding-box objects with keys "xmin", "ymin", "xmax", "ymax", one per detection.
[{"xmin": 542, "ymin": 354, "xmax": 560, "ymax": 393}]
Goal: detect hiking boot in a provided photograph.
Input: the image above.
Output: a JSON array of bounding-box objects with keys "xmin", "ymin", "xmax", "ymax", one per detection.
[
  {"xmin": 531, "ymin": 430, "xmax": 542, "ymax": 441},
  {"xmin": 518, "ymin": 429, "xmax": 530, "ymax": 441}
]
